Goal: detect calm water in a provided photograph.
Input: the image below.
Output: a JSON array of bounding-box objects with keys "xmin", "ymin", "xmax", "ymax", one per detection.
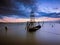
[{"xmin": 0, "ymin": 22, "xmax": 60, "ymax": 45}]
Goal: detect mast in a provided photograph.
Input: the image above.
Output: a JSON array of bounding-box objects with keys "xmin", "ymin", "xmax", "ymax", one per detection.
[
  {"xmin": 30, "ymin": 10, "xmax": 35, "ymax": 22},
  {"xmin": 29, "ymin": 10, "xmax": 35, "ymax": 27}
]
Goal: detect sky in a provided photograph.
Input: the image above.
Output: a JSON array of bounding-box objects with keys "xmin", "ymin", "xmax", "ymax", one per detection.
[{"xmin": 0, "ymin": 0, "xmax": 60, "ymax": 22}]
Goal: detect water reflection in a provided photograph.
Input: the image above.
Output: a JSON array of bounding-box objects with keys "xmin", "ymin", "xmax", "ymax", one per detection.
[
  {"xmin": 0, "ymin": 23, "xmax": 60, "ymax": 45},
  {"xmin": 26, "ymin": 31, "xmax": 37, "ymax": 44},
  {"xmin": 5, "ymin": 26, "xmax": 8, "ymax": 32}
]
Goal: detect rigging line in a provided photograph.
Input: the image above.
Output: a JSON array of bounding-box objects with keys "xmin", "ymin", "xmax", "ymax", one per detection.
[{"xmin": 41, "ymin": 30, "xmax": 60, "ymax": 35}]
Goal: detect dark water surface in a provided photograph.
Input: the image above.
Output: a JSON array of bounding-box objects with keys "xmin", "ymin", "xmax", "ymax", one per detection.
[{"xmin": 0, "ymin": 22, "xmax": 60, "ymax": 45}]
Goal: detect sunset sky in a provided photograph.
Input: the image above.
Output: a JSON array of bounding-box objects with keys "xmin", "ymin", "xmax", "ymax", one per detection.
[{"xmin": 0, "ymin": 0, "xmax": 60, "ymax": 22}]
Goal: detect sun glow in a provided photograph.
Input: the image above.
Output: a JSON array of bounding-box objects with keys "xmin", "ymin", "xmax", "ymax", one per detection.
[{"xmin": 0, "ymin": 16, "xmax": 60, "ymax": 23}]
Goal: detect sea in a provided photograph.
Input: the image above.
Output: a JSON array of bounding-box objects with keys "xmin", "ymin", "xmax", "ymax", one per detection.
[{"xmin": 0, "ymin": 22, "xmax": 60, "ymax": 45}]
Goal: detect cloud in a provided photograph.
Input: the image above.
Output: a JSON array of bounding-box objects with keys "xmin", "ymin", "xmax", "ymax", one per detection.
[
  {"xmin": 0, "ymin": 16, "xmax": 29, "ymax": 22},
  {"xmin": 16, "ymin": 0, "xmax": 36, "ymax": 5},
  {"xmin": 36, "ymin": 3, "xmax": 60, "ymax": 13},
  {"xmin": 0, "ymin": 0, "xmax": 32, "ymax": 17},
  {"xmin": 0, "ymin": 16, "xmax": 60, "ymax": 22},
  {"xmin": 35, "ymin": 17, "xmax": 60, "ymax": 22},
  {"xmin": 0, "ymin": 0, "xmax": 60, "ymax": 19}
]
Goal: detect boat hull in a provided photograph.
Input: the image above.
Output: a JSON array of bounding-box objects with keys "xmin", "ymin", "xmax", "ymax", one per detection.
[{"xmin": 28, "ymin": 25, "xmax": 41, "ymax": 32}]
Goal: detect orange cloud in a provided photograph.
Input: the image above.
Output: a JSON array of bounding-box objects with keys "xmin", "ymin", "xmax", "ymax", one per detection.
[
  {"xmin": 0, "ymin": 16, "xmax": 60, "ymax": 22},
  {"xmin": 0, "ymin": 16, "xmax": 29, "ymax": 22}
]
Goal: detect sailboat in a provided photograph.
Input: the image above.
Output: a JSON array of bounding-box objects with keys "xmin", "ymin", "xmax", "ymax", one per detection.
[{"xmin": 26, "ymin": 10, "xmax": 41, "ymax": 32}]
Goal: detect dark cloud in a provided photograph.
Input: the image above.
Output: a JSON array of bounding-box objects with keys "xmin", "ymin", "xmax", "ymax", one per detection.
[
  {"xmin": 0, "ymin": 0, "xmax": 36, "ymax": 9},
  {"xmin": 0, "ymin": 0, "xmax": 13, "ymax": 8},
  {"xmin": 0, "ymin": 0, "xmax": 15, "ymax": 15},
  {"xmin": 16, "ymin": 0, "xmax": 36, "ymax": 5},
  {"xmin": 0, "ymin": 0, "xmax": 60, "ymax": 19},
  {"xmin": 0, "ymin": 7, "xmax": 28, "ymax": 16},
  {"xmin": 37, "ymin": 12, "xmax": 60, "ymax": 18},
  {"xmin": 0, "ymin": 0, "xmax": 28, "ymax": 17},
  {"xmin": 0, "ymin": 0, "xmax": 36, "ymax": 17}
]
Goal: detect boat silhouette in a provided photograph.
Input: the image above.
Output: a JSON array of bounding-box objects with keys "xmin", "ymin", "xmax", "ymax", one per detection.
[
  {"xmin": 28, "ymin": 25, "xmax": 41, "ymax": 32},
  {"xmin": 26, "ymin": 10, "xmax": 41, "ymax": 32}
]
